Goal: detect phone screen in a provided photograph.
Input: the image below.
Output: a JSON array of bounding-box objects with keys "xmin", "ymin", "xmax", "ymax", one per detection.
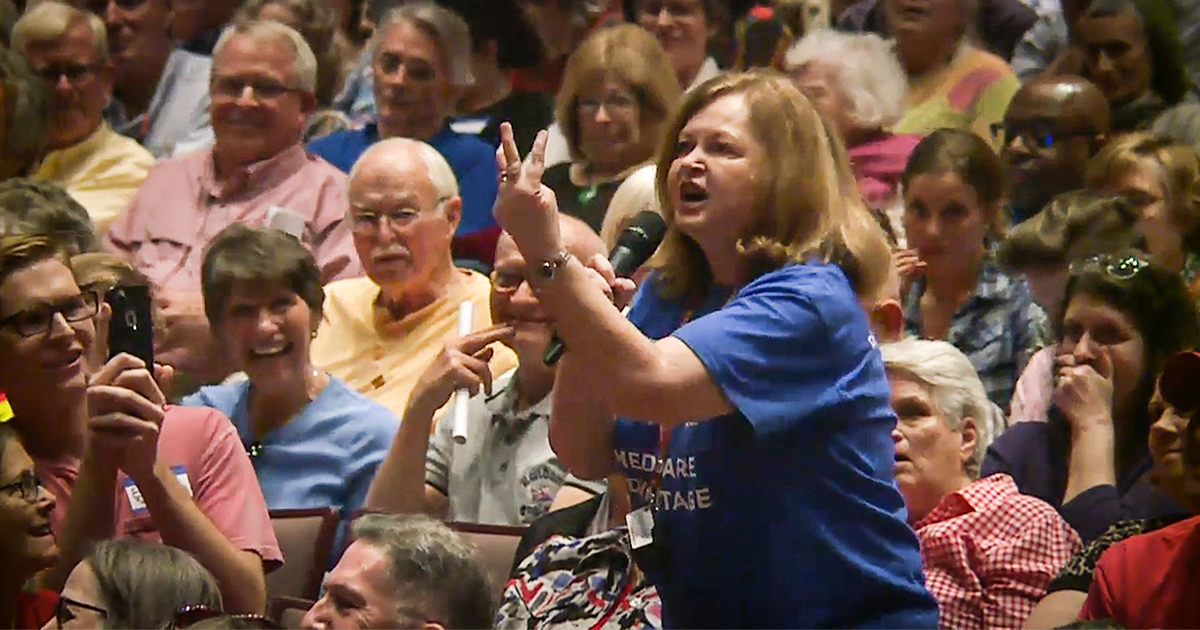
[{"xmin": 105, "ymin": 285, "xmax": 155, "ymax": 366}]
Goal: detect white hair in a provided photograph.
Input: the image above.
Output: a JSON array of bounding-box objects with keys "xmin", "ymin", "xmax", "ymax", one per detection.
[
  {"xmin": 213, "ymin": 20, "xmax": 318, "ymax": 93},
  {"xmin": 881, "ymin": 339, "xmax": 992, "ymax": 478},
  {"xmin": 371, "ymin": 2, "xmax": 474, "ymax": 87},
  {"xmin": 349, "ymin": 137, "xmax": 459, "ymax": 201},
  {"xmin": 784, "ymin": 30, "xmax": 907, "ymax": 131},
  {"xmin": 600, "ymin": 164, "xmax": 661, "ymax": 251},
  {"xmin": 13, "ymin": 1, "xmax": 108, "ymax": 62}
]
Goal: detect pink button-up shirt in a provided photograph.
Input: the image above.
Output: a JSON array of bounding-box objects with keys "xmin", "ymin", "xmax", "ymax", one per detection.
[{"xmin": 104, "ymin": 144, "xmax": 362, "ymax": 293}]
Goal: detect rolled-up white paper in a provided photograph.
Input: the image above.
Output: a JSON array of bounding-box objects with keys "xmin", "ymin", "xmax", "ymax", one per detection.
[{"xmin": 452, "ymin": 301, "xmax": 474, "ymax": 445}]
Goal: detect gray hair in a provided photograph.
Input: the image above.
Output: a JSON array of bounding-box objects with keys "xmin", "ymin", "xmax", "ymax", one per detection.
[
  {"xmin": 784, "ymin": 30, "xmax": 908, "ymax": 131},
  {"xmin": 349, "ymin": 137, "xmax": 459, "ymax": 200},
  {"xmin": 0, "ymin": 179, "xmax": 101, "ymax": 256},
  {"xmin": 0, "ymin": 48, "xmax": 49, "ymax": 166},
  {"xmin": 351, "ymin": 514, "xmax": 493, "ymax": 630},
  {"xmin": 881, "ymin": 339, "xmax": 991, "ymax": 478},
  {"xmin": 213, "ymin": 19, "xmax": 318, "ymax": 93},
  {"xmin": 371, "ymin": 2, "xmax": 474, "ymax": 87},
  {"xmin": 12, "ymin": 1, "xmax": 109, "ymax": 62},
  {"xmin": 86, "ymin": 540, "xmax": 222, "ymax": 630}
]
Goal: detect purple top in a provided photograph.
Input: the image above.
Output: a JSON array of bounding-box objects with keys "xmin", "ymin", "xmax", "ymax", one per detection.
[{"xmin": 981, "ymin": 418, "xmax": 1186, "ymax": 543}]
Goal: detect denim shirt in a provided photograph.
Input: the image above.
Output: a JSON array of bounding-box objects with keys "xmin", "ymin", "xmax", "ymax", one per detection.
[{"xmin": 905, "ymin": 255, "xmax": 1050, "ymax": 411}]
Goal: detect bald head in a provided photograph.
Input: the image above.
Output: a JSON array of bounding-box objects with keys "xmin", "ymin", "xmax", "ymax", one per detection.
[
  {"xmin": 1017, "ymin": 76, "xmax": 1111, "ymax": 135},
  {"xmin": 350, "ymin": 137, "xmax": 460, "ymax": 200},
  {"xmin": 494, "ymin": 214, "xmax": 605, "ymax": 266}
]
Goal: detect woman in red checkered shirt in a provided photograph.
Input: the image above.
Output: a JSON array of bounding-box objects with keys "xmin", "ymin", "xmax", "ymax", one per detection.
[{"xmin": 883, "ymin": 338, "xmax": 1083, "ymax": 630}]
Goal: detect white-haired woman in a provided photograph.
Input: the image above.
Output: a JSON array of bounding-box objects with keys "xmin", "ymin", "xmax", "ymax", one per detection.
[
  {"xmin": 883, "ymin": 339, "xmax": 1082, "ymax": 630},
  {"xmin": 786, "ymin": 30, "xmax": 921, "ymax": 212}
]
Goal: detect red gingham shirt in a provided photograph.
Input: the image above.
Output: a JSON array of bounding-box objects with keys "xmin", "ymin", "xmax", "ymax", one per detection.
[{"xmin": 915, "ymin": 474, "xmax": 1082, "ymax": 630}]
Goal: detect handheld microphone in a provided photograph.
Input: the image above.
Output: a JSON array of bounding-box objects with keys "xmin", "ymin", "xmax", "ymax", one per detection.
[{"xmin": 543, "ymin": 211, "xmax": 668, "ymax": 366}]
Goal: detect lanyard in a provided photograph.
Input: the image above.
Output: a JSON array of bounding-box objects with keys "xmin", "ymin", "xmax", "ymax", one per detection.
[{"xmin": 647, "ymin": 426, "xmax": 672, "ymax": 510}]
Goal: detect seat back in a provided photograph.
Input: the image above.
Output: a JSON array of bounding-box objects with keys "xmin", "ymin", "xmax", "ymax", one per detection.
[
  {"xmin": 447, "ymin": 521, "xmax": 528, "ymax": 592},
  {"xmin": 267, "ymin": 508, "xmax": 339, "ymax": 601},
  {"xmin": 269, "ymin": 596, "xmax": 315, "ymax": 630}
]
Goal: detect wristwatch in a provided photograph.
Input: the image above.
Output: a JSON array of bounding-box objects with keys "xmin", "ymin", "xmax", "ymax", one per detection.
[{"xmin": 534, "ymin": 251, "xmax": 574, "ymax": 281}]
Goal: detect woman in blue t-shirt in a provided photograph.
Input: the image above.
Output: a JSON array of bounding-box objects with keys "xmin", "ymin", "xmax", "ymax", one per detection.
[{"xmin": 492, "ymin": 70, "xmax": 938, "ymax": 628}]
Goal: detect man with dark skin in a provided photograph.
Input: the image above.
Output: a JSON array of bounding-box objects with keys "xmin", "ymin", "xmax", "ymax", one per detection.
[{"xmin": 1000, "ymin": 76, "xmax": 1110, "ymax": 224}]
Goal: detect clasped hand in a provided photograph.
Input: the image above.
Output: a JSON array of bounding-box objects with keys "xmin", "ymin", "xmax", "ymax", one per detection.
[
  {"xmin": 1053, "ymin": 349, "xmax": 1115, "ymax": 430},
  {"xmin": 86, "ymin": 354, "xmax": 174, "ymax": 483}
]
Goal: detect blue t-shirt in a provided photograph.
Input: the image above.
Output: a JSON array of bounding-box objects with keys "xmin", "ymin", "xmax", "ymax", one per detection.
[
  {"xmin": 306, "ymin": 122, "xmax": 500, "ymax": 236},
  {"xmin": 182, "ymin": 377, "xmax": 400, "ymax": 561},
  {"xmin": 616, "ymin": 264, "xmax": 938, "ymax": 629}
]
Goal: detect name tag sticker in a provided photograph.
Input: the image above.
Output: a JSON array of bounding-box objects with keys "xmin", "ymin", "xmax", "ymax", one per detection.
[
  {"xmin": 627, "ymin": 507, "xmax": 655, "ymax": 549},
  {"xmin": 450, "ymin": 118, "xmax": 488, "ymax": 135},
  {"xmin": 123, "ymin": 477, "xmax": 148, "ymax": 516},
  {"xmin": 171, "ymin": 465, "xmax": 193, "ymax": 497},
  {"xmin": 267, "ymin": 205, "xmax": 306, "ymax": 240}
]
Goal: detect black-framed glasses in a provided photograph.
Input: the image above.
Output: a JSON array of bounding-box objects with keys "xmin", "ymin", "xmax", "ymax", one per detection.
[
  {"xmin": 211, "ymin": 75, "xmax": 302, "ymax": 102},
  {"xmin": 1070, "ymin": 254, "xmax": 1151, "ymax": 280},
  {"xmin": 0, "ymin": 291, "xmax": 99, "ymax": 337},
  {"xmin": 33, "ymin": 63, "xmax": 102, "ymax": 86},
  {"xmin": 0, "ymin": 470, "xmax": 39, "ymax": 503},
  {"xmin": 56, "ymin": 595, "xmax": 109, "ymax": 629},
  {"xmin": 169, "ymin": 604, "xmax": 280, "ymax": 629},
  {"xmin": 990, "ymin": 122, "xmax": 1096, "ymax": 150}
]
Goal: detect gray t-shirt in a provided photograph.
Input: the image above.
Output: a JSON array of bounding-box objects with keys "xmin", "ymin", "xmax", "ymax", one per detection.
[{"xmin": 426, "ymin": 370, "xmax": 605, "ymax": 526}]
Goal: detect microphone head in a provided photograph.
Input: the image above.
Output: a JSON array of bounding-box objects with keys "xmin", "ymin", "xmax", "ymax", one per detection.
[{"xmin": 616, "ymin": 211, "xmax": 668, "ymax": 255}]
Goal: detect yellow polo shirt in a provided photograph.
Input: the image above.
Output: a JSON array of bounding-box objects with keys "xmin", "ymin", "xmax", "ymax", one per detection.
[
  {"xmin": 311, "ymin": 270, "xmax": 517, "ymax": 419},
  {"xmin": 34, "ymin": 123, "xmax": 155, "ymax": 234}
]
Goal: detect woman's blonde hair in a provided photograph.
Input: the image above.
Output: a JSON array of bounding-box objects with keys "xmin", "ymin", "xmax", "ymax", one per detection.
[
  {"xmin": 1086, "ymin": 132, "xmax": 1200, "ymax": 257},
  {"xmin": 651, "ymin": 70, "xmax": 892, "ymax": 304},
  {"xmin": 556, "ymin": 24, "xmax": 682, "ymax": 168}
]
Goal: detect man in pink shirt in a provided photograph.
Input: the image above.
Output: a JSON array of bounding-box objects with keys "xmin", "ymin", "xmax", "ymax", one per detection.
[
  {"xmin": 0, "ymin": 235, "xmax": 280, "ymax": 614},
  {"xmin": 105, "ymin": 19, "xmax": 361, "ymax": 384}
]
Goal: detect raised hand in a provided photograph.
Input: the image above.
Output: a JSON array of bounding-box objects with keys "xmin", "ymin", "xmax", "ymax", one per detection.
[
  {"xmin": 492, "ymin": 122, "xmax": 564, "ymax": 263},
  {"xmin": 86, "ymin": 354, "xmax": 174, "ymax": 483},
  {"xmin": 407, "ymin": 324, "xmax": 515, "ymax": 418},
  {"xmin": 893, "ymin": 249, "xmax": 926, "ymax": 299}
]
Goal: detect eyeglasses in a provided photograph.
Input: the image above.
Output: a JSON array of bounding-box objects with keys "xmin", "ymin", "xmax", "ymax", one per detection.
[
  {"xmin": 349, "ymin": 198, "xmax": 448, "ymax": 235},
  {"xmin": 33, "ymin": 63, "xmax": 102, "ymax": 86},
  {"xmin": 490, "ymin": 267, "xmax": 530, "ymax": 294},
  {"xmin": 0, "ymin": 470, "xmax": 40, "ymax": 503},
  {"xmin": 990, "ymin": 123, "xmax": 1097, "ymax": 150},
  {"xmin": 577, "ymin": 93, "xmax": 638, "ymax": 117},
  {"xmin": 169, "ymin": 605, "xmax": 280, "ymax": 629},
  {"xmin": 1070, "ymin": 254, "xmax": 1151, "ymax": 280},
  {"xmin": 0, "ymin": 292, "xmax": 99, "ymax": 338},
  {"xmin": 211, "ymin": 75, "xmax": 301, "ymax": 102},
  {"xmin": 374, "ymin": 52, "xmax": 436, "ymax": 82},
  {"xmin": 56, "ymin": 596, "xmax": 108, "ymax": 629}
]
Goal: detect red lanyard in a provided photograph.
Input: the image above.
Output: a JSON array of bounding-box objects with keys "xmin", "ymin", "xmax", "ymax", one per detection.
[{"xmin": 648, "ymin": 426, "xmax": 672, "ymax": 508}]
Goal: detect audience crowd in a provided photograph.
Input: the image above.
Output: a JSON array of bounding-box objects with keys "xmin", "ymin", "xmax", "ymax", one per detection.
[{"xmin": 4, "ymin": 0, "xmax": 1200, "ymax": 628}]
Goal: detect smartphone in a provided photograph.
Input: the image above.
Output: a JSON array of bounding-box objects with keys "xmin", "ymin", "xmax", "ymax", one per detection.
[{"xmin": 106, "ymin": 285, "xmax": 155, "ymax": 367}]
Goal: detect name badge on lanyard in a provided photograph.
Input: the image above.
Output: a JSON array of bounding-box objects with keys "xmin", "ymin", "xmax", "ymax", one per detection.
[{"xmin": 123, "ymin": 465, "xmax": 193, "ymax": 516}]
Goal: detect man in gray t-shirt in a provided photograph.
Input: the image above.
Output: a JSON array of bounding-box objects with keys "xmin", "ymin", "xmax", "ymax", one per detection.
[{"xmin": 364, "ymin": 215, "xmax": 608, "ymax": 525}]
